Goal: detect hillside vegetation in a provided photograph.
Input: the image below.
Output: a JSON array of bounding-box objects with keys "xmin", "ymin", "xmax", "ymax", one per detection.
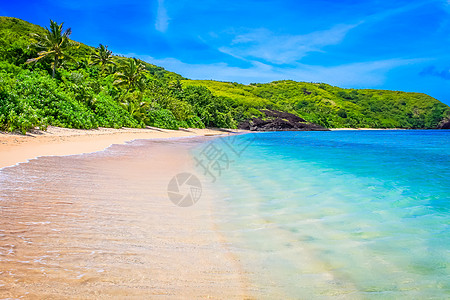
[
  {"xmin": 184, "ymin": 80, "xmax": 450, "ymax": 129},
  {"xmin": 0, "ymin": 17, "xmax": 448, "ymax": 133},
  {"xmin": 0, "ymin": 17, "xmax": 235, "ymax": 133}
]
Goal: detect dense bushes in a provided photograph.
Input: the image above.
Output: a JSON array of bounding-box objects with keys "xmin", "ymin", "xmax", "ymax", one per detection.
[
  {"xmin": 0, "ymin": 17, "xmax": 239, "ymax": 133},
  {"xmin": 146, "ymin": 109, "xmax": 180, "ymax": 130},
  {"xmin": 0, "ymin": 70, "xmax": 98, "ymax": 132},
  {"xmin": 93, "ymin": 93, "xmax": 139, "ymax": 128},
  {"xmin": 182, "ymin": 86, "xmax": 236, "ymax": 128},
  {"xmin": 0, "ymin": 91, "xmax": 46, "ymax": 134},
  {"xmin": 0, "ymin": 61, "xmax": 239, "ymax": 133}
]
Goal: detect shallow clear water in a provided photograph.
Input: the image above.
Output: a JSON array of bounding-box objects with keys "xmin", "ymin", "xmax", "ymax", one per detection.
[{"xmin": 203, "ymin": 130, "xmax": 450, "ymax": 299}]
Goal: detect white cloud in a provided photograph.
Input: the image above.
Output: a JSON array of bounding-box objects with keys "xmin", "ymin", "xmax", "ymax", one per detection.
[
  {"xmin": 442, "ymin": 0, "xmax": 450, "ymax": 12},
  {"xmin": 155, "ymin": 0, "xmax": 170, "ymax": 32},
  {"xmin": 121, "ymin": 52, "xmax": 425, "ymax": 88},
  {"xmin": 364, "ymin": 0, "xmax": 442, "ymax": 21},
  {"xmin": 282, "ymin": 59, "xmax": 425, "ymax": 87},
  {"xmin": 218, "ymin": 23, "xmax": 361, "ymax": 65},
  {"xmin": 214, "ymin": 1, "xmax": 438, "ymax": 66},
  {"xmin": 125, "ymin": 54, "xmax": 277, "ymax": 82}
]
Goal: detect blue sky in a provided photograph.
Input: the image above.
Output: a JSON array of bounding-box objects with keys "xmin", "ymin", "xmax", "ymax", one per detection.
[{"xmin": 2, "ymin": 0, "xmax": 450, "ymax": 105}]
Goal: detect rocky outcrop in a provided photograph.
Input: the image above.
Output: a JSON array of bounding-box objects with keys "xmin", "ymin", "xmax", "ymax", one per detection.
[
  {"xmin": 238, "ymin": 109, "xmax": 329, "ymax": 131},
  {"xmin": 437, "ymin": 118, "xmax": 450, "ymax": 129}
]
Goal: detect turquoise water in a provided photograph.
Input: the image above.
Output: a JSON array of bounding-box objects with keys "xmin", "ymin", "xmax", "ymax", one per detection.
[{"xmin": 200, "ymin": 130, "xmax": 450, "ymax": 299}]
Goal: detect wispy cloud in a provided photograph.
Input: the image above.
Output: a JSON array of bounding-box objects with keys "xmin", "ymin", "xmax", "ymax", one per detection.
[
  {"xmin": 284, "ymin": 58, "xmax": 425, "ymax": 87},
  {"xmin": 362, "ymin": 0, "xmax": 440, "ymax": 22},
  {"xmin": 122, "ymin": 52, "xmax": 423, "ymax": 88},
  {"xmin": 219, "ymin": 23, "xmax": 361, "ymax": 64},
  {"xmin": 441, "ymin": 0, "xmax": 450, "ymax": 13},
  {"xmin": 215, "ymin": 0, "xmax": 440, "ymax": 66},
  {"xmin": 155, "ymin": 0, "xmax": 170, "ymax": 32},
  {"xmin": 420, "ymin": 66, "xmax": 450, "ymax": 80}
]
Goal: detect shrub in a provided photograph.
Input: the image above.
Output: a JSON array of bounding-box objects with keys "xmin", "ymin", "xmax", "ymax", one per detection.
[
  {"xmin": 0, "ymin": 70, "xmax": 98, "ymax": 131},
  {"xmin": 92, "ymin": 93, "xmax": 139, "ymax": 128},
  {"xmin": 146, "ymin": 109, "xmax": 179, "ymax": 130}
]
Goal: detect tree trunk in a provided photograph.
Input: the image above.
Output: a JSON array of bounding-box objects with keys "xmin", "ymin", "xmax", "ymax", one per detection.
[
  {"xmin": 124, "ymin": 87, "xmax": 130, "ymax": 96},
  {"xmin": 52, "ymin": 57, "xmax": 57, "ymax": 78}
]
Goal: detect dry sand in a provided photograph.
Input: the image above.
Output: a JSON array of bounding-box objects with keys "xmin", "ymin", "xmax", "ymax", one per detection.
[{"xmin": 0, "ymin": 126, "xmax": 241, "ymax": 169}]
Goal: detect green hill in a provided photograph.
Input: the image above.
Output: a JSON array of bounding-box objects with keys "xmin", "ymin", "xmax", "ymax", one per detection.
[
  {"xmin": 0, "ymin": 16, "xmax": 449, "ymax": 133},
  {"xmin": 183, "ymin": 80, "xmax": 450, "ymax": 129}
]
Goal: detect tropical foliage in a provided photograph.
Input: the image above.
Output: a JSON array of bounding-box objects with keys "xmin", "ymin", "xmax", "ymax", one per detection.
[
  {"xmin": 114, "ymin": 58, "xmax": 147, "ymax": 94},
  {"xmin": 90, "ymin": 44, "xmax": 115, "ymax": 70},
  {"xmin": 26, "ymin": 20, "xmax": 76, "ymax": 78},
  {"xmin": 0, "ymin": 16, "xmax": 449, "ymax": 134}
]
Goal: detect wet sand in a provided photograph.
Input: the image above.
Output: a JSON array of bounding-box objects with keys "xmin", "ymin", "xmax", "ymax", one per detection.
[{"xmin": 0, "ymin": 134, "xmax": 249, "ymax": 298}]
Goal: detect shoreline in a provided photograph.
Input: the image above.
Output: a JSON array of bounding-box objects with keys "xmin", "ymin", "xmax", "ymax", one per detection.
[
  {"xmin": 0, "ymin": 126, "xmax": 245, "ymax": 169},
  {"xmin": 329, "ymin": 127, "xmax": 408, "ymax": 131},
  {"xmin": 1, "ymin": 126, "xmax": 428, "ymax": 169},
  {"xmin": 0, "ymin": 131, "xmax": 249, "ymax": 298}
]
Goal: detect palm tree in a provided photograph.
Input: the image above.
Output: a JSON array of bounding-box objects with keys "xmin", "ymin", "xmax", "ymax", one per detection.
[
  {"xmin": 26, "ymin": 20, "xmax": 75, "ymax": 78},
  {"xmin": 76, "ymin": 57, "xmax": 91, "ymax": 70},
  {"xmin": 120, "ymin": 97, "xmax": 149, "ymax": 122},
  {"xmin": 91, "ymin": 44, "xmax": 115, "ymax": 70},
  {"xmin": 105, "ymin": 64, "xmax": 117, "ymax": 76},
  {"xmin": 169, "ymin": 79, "xmax": 183, "ymax": 91},
  {"xmin": 114, "ymin": 58, "xmax": 147, "ymax": 94}
]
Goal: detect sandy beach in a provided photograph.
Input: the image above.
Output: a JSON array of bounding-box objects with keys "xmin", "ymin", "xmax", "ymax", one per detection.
[
  {"xmin": 0, "ymin": 126, "xmax": 242, "ymax": 169},
  {"xmin": 0, "ymin": 127, "xmax": 250, "ymax": 298}
]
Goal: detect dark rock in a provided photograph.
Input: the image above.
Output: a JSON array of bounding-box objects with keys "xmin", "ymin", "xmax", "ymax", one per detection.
[
  {"xmin": 260, "ymin": 109, "xmax": 306, "ymax": 123},
  {"xmin": 238, "ymin": 109, "xmax": 329, "ymax": 131},
  {"xmin": 302, "ymin": 88, "xmax": 312, "ymax": 95},
  {"xmin": 437, "ymin": 118, "xmax": 450, "ymax": 129},
  {"xmin": 238, "ymin": 120, "xmax": 251, "ymax": 130}
]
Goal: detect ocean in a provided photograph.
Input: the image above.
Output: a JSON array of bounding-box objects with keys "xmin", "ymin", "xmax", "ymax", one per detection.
[{"xmin": 199, "ymin": 130, "xmax": 450, "ymax": 299}]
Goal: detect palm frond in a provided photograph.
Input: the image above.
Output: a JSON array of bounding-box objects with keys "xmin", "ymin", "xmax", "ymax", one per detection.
[{"xmin": 26, "ymin": 19, "xmax": 75, "ymax": 77}]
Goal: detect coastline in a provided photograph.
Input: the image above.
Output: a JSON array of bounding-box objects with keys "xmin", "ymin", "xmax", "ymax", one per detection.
[
  {"xmin": 0, "ymin": 126, "xmax": 244, "ymax": 169},
  {"xmin": 0, "ymin": 131, "xmax": 249, "ymax": 298},
  {"xmin": 329, "ymin": 127, "xmax": 408, "ymax": 131}
]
